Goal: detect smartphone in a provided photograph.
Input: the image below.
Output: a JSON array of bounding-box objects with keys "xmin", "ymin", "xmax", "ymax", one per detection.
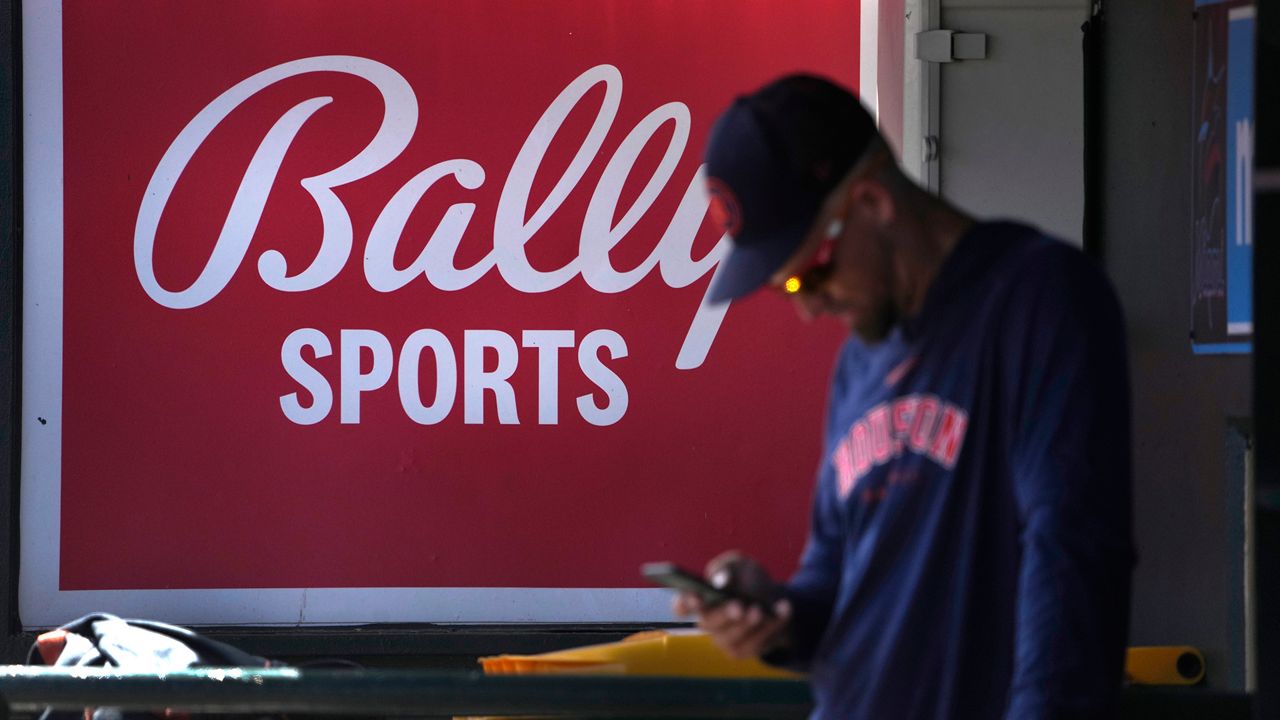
[{"xmin": 641, "ymin": 561, "xmax": 773, "ymax": 615}]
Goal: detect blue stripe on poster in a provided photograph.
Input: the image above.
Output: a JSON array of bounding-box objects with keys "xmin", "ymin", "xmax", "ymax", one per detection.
[
  {"xmin": 1193, "ymin": 342, "xmax": 1253, "ymax": 355},
  {"xmin": 1225, "ymin": 6, "xmax": 1254, "ymax": 338}
]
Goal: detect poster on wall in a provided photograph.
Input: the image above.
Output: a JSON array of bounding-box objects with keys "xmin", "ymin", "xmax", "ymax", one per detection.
[
  {"xmin": 1192, "ymin": 0, "xmax": 1254, "ymax": 354},
  {"xmin": 20, "ymin": 0, "xmax": 859, "ymax": 626}
]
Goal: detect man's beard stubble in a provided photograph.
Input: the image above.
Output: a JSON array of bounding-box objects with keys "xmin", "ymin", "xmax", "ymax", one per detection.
[{"xmin": 854, "ymin": 301, "xmax": 898, "ymax": 344}]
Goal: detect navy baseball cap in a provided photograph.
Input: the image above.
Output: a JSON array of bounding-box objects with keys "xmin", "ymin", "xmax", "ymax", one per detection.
[{"xmin": 703, "ymin": 75, "xmax": 879, "ymax": 303}]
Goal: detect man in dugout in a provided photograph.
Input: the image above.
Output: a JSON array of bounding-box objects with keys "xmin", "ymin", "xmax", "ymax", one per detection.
[{"xmin": 675, "ymin": 75, "xmax": 1134, "ymax": 720}]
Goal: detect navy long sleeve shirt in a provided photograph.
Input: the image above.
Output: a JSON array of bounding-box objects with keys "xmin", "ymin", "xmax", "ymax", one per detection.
[{"xmin": 783, "ymin": 221, "xmax": 1134, "ymax": 719}]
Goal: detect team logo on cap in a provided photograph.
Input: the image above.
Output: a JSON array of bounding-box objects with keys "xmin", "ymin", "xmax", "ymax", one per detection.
[{"xmin": 705, "ymin": 177, "xmax": 743, "ymax": 238}]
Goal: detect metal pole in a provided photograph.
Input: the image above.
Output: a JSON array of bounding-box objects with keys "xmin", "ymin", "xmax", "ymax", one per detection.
[{"xmin": 0, "ymin": 667, "xmax": 813, "ymax": 719}]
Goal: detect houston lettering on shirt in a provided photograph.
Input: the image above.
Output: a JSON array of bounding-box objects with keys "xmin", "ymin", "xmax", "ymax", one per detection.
[{"xmin": 832, "ymin": 394, "xmax": 969, "ymax": 501}]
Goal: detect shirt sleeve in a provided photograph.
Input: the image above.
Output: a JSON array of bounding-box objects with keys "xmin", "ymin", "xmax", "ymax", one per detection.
[
  {"xmin": 1000, "ymin": 246, "xmax": 1135, "ymax": 719},
  {"xmin": 776, "ymin": 340, "xmax": 858, "ymax": 671}
]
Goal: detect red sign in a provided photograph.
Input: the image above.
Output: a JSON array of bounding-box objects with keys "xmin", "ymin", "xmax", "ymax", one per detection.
[{"xmin": 27, "ymin": 0, "xmax": 856, "ymax": 621}]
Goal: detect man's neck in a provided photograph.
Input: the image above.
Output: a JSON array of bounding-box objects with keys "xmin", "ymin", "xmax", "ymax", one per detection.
[{"xmin": 894, "ymin": 196, "xmax": 975, "ymax": 319}]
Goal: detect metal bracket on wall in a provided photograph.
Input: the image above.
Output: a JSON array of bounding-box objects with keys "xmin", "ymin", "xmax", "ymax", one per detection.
[{"xmin": 916, "ymin": 30, "xmax": 988, "ymax": 63}]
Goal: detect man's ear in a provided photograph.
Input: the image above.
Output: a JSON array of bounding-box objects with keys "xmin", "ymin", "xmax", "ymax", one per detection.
[{"xmin": 845, "ymin": 178, "xmax": 895, "ymax": 229}]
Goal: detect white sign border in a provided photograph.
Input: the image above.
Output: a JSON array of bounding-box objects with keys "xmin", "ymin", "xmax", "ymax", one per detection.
[{"xmin": 18, "ymin": 0, "xmax": 674, "ymax": 630}]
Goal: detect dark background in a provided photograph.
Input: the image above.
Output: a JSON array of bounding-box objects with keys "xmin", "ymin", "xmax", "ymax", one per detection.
[
  {"xmin": 1100, "ymin": 0, "xmax": 1253, "ymax": 691},
  {"xmin": 2, "ymin": 0, "xmax": 25, "ymax": 664},
  {"xmin": 1252, "ymin": 0, "xmax": 1277, "ymax": 715}
]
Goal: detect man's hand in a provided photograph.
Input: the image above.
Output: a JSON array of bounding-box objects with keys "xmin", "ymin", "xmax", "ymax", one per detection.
[{"xmin": 671, "ymin": 551, "xmax": 792, "ymax": 660}]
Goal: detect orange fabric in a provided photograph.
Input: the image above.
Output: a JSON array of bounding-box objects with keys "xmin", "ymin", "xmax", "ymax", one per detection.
[{"xmin": 35, "ymin": 629, "xmax": 68, "ymax": 664}]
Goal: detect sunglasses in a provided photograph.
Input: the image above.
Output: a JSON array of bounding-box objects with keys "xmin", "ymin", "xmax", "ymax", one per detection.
[{"xmin": 782, "ymin": 218, "xmax": 843, "ymax": 295}]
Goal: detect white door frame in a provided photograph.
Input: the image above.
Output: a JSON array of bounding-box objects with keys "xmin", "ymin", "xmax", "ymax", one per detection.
[{"xmin": 901, "ymin": 0, "xmax": 941, "ymax": 193}]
